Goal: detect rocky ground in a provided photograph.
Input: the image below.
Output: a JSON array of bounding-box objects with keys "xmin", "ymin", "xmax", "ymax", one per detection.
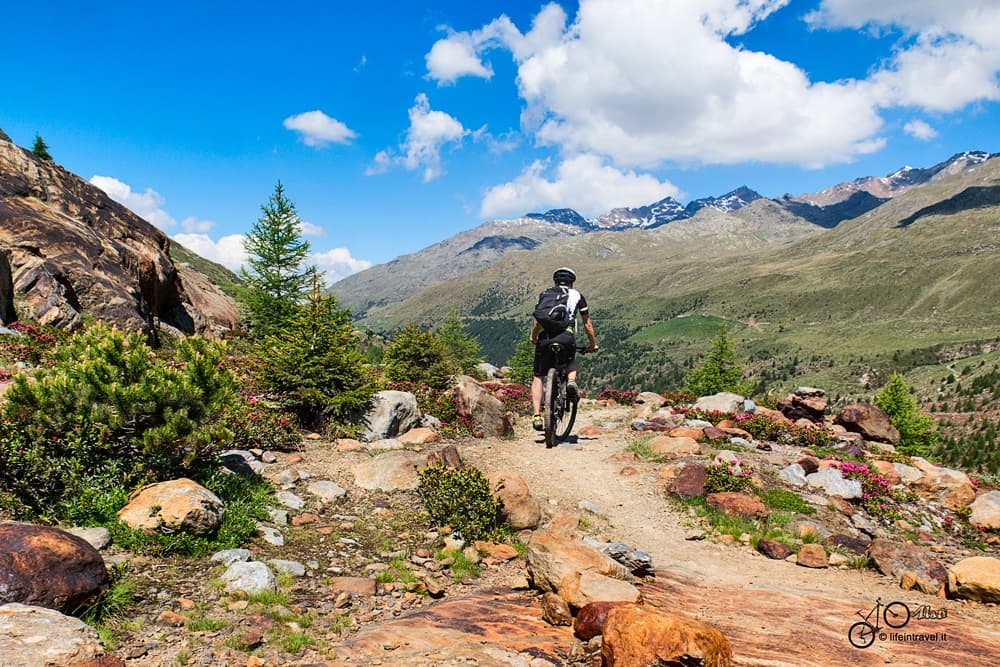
[{"xmin": 93, "ymin": 401, "xmax": 1000, "ymax": 666}]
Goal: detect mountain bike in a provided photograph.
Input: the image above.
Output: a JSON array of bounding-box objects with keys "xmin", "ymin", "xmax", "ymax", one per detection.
[
  {"xmin": 541, "ymin": 344, "xmax": 589, "ymax": 448},
  {"xmin": 848, "ymin": 597, "xmax": 910, "ymax": 648}
]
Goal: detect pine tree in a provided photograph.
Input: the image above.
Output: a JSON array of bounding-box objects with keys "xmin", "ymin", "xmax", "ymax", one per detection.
[
  {"xmin": 684, "ymin": 325, "xmax": 753, "ymax": 397},
  {"xmin": 875, "ymin": 372, "xmax": 938, "ymax": 456},
  {"xmin": 262, "ymin": 278, "xmax": 371, "ymax": 428},
  {"xmin": 239, "ymin": 182, "xmax": 316, "ymax": 338},
  {"xmin": 435, "ymin": 309, "xmax": 482, "ymax": 374},
  {"xmin": 32, "ymin": 134, "xmax": 52, "ymax": 161}
]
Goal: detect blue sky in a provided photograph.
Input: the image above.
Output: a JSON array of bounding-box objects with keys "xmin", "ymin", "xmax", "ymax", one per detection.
[{"xmin": 3, "ymin": 1, "xmax": 998, "ymax": 282}]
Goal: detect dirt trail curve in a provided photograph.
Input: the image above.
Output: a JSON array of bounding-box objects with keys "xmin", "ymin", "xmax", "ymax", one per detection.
[{"xmin": 456, "ymin": 403, "xmax": 1000, "ymax": 667}]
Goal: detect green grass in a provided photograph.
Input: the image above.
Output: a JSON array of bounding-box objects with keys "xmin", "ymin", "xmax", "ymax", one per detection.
[
  {"xmin": 628, "ymin": 315, "xmax": 736, "ymax": 344},
  {"xmin": 437, "ymin": 548, "xmax": 481, "ymax": 581},
  {"xmin": 375, "ymin": 556, "xmax": 419, "ymax": 585},
  {"xmin": 625, "ymin": 436, "xmax": 670, "ymax": 463},
  {"xmin": 756, "ymin": 488, "xmax": 815, "ymax": 515}
]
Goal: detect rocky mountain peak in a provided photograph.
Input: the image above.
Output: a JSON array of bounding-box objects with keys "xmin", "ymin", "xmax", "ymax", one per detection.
[{"xmin": 523, "ymin": 208, "xmax": 592, "ymax": 229}]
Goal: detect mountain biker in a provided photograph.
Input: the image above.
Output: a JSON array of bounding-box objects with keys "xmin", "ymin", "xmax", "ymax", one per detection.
[{"xmin": 530, "ymin": 267, "xmax": 598, "ymax": 431}]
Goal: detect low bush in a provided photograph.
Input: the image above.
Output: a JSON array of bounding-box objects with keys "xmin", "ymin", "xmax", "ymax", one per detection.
[
  {"xmin": 597, "ymin": 388, "xmax": 637, "ymax": 404},
  {"xmin": 0, "ymin": 324, "xmax": 237, "ymax": 520},
  {"xmin": 417, "ymin": 464, "xmax": 505, "ymax": 541},
  {"xmin": 705, "ymin": 457, "xmax": 755, "ymax": 493},
  {"xmin": 387, "ymin": 381, "xmax": 480, "ymax": 438}
]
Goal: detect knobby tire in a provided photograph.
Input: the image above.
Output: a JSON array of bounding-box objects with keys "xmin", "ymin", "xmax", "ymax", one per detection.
[{"xmin": 543, "ymin": 368, "xmax": 558, "ymax": 448}]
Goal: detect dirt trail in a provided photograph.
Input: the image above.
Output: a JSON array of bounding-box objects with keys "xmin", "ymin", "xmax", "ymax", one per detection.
[{"xmin": 458, "ymin": 403, "xmax": 1000, "ymax": 666}]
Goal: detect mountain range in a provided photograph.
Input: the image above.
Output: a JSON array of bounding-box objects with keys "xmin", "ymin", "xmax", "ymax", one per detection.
[{"xmin": 331, "ymin": 150, "xmax": 1000, "ymax": 396}]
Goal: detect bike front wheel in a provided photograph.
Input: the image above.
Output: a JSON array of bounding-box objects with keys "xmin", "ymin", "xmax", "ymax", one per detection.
[
  {"xmin": 848, "ymin": 621, "xmax": 876, "ymax": 649},
  {"xmin": 883, "ymin": 602, "xmax": 910, "ymax": 628},
  {"xmin": 543, "ymin": 368, "xmax": 559, "ymax": 448}
]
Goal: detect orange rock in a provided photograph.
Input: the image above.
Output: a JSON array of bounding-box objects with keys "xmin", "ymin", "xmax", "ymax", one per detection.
[{"xmin": 601, "ymin": 604, "xmax": 732, "ymax": 667}]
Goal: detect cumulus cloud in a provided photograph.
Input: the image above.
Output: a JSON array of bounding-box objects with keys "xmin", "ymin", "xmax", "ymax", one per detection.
[
  {"xmin": 808, "ymin": 1, "xmax": 1000, "ymax": 111},
  {"xmin": 172, "ymin": 233, "xmax": 249, "ymax": 273},
  {"xmin": 426, "ymin": 35, "xmax": 493, "ymax": 84},
  {"xmin": 429, "ymin": 0, "xmax": 1000, "ymax": 177},
  {"xmin": 284, "ymin": 110, "xmax": 358, "ymax": 147},
  {"xmin": 300, "ymin": 221, "xmax": 326, "ymax": 237},
  {"xmin": 312, "ymin": 247, "xmax": 373, "ymax": 284},
  {"xmin": 481, "ymin": 153, "xmax": 680, "ymax": 219},
  {"xmin": 366, "ymin": 94, "xmax": 469, "ymax": 181},
  {"xmin": 903, "ymin": 119, "xmax": 938, "ymax": 140},
  {"xmin": 90, "ymin": 175, "xmax": 177, "ymax": 229}
]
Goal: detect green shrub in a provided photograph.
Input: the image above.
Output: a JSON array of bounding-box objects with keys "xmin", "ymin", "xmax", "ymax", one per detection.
[
  {"xmin": 384, "ymin": 325, "xmax": 457, "ymax": 390},
  {"xmin": 222, "ymin": 394, "xmax": 302, "ymax": 451},
  {"xmin": 258, "ymin": 286, "xmax": 372, "ymax": 429},
  {"xmin": 0, "ymin": 324, "xmax": 236, "ymax": 519},
  {"xmin": 435, "ymin": 310, "xmax": 483, "ymax": 374},
  {"xmin": 417, "ymin": 464, "xmax": 504, "ymax": 541},
  {"xmin": 705, "ymin": 457, "xmax": 755, "ymax": 493}
]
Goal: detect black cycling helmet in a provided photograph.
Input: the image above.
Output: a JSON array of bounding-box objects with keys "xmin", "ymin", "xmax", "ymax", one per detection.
[{"xmin": 552, "ymin": 266, "xmax": 576, "ymax": 286}]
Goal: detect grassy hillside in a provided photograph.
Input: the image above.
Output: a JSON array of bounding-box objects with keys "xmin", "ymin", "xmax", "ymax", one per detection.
[
  {"xmin": 169, "ymin": 240, "xmax": 241, "ymax": 297},
  {"xmin": 350, "ymin": 157, "xmax": 1000, "ymax": 402}
]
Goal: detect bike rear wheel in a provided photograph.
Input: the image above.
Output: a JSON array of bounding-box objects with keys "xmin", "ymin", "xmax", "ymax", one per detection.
[
  {"xmin": 543, "ymin": 368, "xmax": 559, "ymax": 448},
  {"xmin": 556, "ymin": 381, "xmax": 577, "ymax": 440}
]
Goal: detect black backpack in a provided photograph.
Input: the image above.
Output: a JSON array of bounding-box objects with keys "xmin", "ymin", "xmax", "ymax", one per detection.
[{"xmin": 534, "ymin": 286, "xmax": 573, "ymax": 334}]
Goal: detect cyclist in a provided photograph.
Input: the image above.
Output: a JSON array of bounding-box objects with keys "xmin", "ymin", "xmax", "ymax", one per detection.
[{"xmin": 530, "ymin": 267, "xmax": 598, "ymax": 431}]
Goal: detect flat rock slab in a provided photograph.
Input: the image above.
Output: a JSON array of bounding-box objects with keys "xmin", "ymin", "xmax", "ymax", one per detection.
[
  {"xmin": 334, "ymin": 587, "xmax": 572, "ymax": 664},
  {"xmin": 640, "ymin": 569, "xmax": 1000, "ymax": 666}
]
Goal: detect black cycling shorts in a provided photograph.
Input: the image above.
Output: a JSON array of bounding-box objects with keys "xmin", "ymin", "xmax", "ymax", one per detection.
[{"xmin": 533, "ymin": 330, "xmax": 576, "ymax": 377}]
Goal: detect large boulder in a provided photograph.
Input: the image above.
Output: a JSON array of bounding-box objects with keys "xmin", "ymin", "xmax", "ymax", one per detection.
[
  {"xmin": 947, "ymin": 556, "xmax": 1000, "ymax": 603},
  {"xmin": 0, "ymin": 524, "xmax": 109, "ymax": 613},
  {"xmin": 777, "ymin": 393, "xmax": 827, "ymax": 423},
  {"xmin": 454, "ymin": 375, "xmax": 513, "ymax": 437},
  {"xmin": 488, "ymin": 472, "xmax": 541, "ymax": 530},
  {"xmin": 117, "ymin": 478, "xmax": 224, "ymax": 535},
  {"xmin": 693, "ymin": 392, "xmax": 745, "ymax": 415},
  {"xmin": 525, "ymin": 521, "xmax": 630, "ymax": 598},
  {"xmin": 351, "ymin": 450, "xmax": 429, "ymax": 491},
  {"xmin": 0, "ymin": 136, "xmax": 235, "ymax": 336},
  {"xmin": 358, "ymin": 390, "xmax": 422, "ymax": 442},
  {"xmin": 0, "ymin": 603, "xmax": 113, "ymax": 666},
  {"xmin": 969, "ymin": 491, "xmax": 1000, "ymax": 530},
  {"xmin": 601, "ymin": 604, "xmax": 733, "ymax": 667},
  {"xmin": 834, "ymin": 403, "xmax": 900, "ymax": 445},
  {"xmin": 867, "ymin": 539, "xmax": 948, "ymax": 596}
]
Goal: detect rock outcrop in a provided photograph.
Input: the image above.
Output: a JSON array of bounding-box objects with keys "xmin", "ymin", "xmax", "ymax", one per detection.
[{"xmin": 0, "ymin": 133, "xmax": 236, "ymax": 336}]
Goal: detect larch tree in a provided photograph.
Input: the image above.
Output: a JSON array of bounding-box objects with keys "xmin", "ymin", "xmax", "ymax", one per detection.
[{"xmin": 239, "ymin": 182, "xmax": 317, "ymax": 338}]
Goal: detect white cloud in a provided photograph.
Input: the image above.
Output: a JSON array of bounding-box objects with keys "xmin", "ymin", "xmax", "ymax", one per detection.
[
  {"xmin": 430, "ymin": 0, "xmax": 1000, "ymax": 182},
  {"xmin": 903, "ymin": 119, "xmax": 938, "ymax": 140},
  {"xmin": 181, "ymin": 216, "xmax": 214, "ymax": 233},
  {"xmin": 481, "ymin": 153, "xmax": 680, "ymax": 219},
  {"xmin": 366, "ymin": 94, "xmax": 469, "ymax": 181},
  {"xmin": 432, "ymin": 0, "xmax": 887, "ymax": 170},
  {"xmin": 283, "ymin": 110, "xmax": 358, "ymax": 147},
  {"xmin": 300, "ymin": 221, "xmax": 326, "ymax": 237},
  {"xmin": 172, "ymin": 233, "xmax": 248, "ymax": 273},
  {"xmin": 809, "ymin": 1, "xmax": 1000, "ymax": 111},
  {"xmin": 312, "ymin": 247, "xmax": 373, "ymax": 284},
  {"xmin": 90, "ymin": 175, "xmax": 177, "ymax": 229},
  {"xmin": 425, "ymin": 35, "xmax": 493, "ymax": 84}
]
